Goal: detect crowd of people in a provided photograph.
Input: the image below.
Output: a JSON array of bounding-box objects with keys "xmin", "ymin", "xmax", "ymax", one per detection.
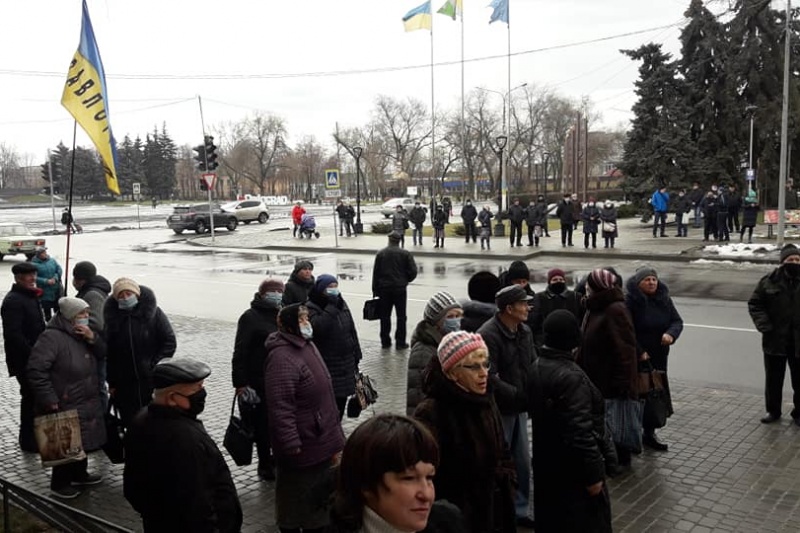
[{"xmin": 6, "ymin": 231, "xmax": 800, "ymax": 532}]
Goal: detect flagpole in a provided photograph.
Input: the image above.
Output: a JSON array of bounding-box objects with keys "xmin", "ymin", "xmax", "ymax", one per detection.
[
  {"xmin": 430, "ymin": 9, "xmax": 436, "ymax": 204},
  {"xmin": 64, "ymin": 120, "xmax": 78, "ymax": 296},
  {"xmin": 503, "ymin": 5, "xmax": 511, "ymax": 212}
]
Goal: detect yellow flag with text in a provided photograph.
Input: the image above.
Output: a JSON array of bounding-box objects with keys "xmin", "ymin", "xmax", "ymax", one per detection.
[{"xmin": 61, "ymin": 0, "xmax": 120, "ymax": 195}]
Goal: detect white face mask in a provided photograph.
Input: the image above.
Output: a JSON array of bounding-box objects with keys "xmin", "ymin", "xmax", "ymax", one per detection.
[
  {"xmin": 300, "ymin": 324, "xmax": 313, "ymax": 339},
  {"xmin": 74, "ymin": 317, "xmax": 89, "ymax": 327}
]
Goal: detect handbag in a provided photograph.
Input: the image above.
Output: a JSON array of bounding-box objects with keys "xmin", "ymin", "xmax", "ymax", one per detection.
[
  {"xmin": 602, "ymin": 221, "xmax": 617, "ymax": 233},
  {"xmin": 638, "ymin": 365, "xmax": 669, "ymax": 429},
  {"xmin": 223, "ymin": 395, "xmax": 254, "ymax": 467},
  {"xmin": 102, "ymin": 400, "xmax": 126, "ymax": 464},
  {"xmin": 363, "ymin": 298, "xmax": 380, "ymax": 321},
  {"xmin": 604, "ymin": 398, "xmax": 643, "ymax": 454},
  {"xmin": 34, "ymin": 409, "xmax": 86, "ymax": 468},
  {"xmin": 354, "ymin": 372, "xmax": 379, "ymax": 409}
]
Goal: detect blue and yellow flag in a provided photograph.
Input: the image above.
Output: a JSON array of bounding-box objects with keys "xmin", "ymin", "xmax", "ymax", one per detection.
[
  {"xmin": 61, "ymin": 0, "xmax": 120, "ymax": 195},
  {"xmin": 489, "ymin": 0, "xmax": 509, "ymax": 25},
  {"xmin": 403, "ymin": 1, "xmax": 432, "ymax": 32}
]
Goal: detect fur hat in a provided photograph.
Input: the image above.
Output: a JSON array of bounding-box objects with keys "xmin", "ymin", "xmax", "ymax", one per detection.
[
  {"xmin": 543, "ymin": 309, "xmax": 582, "ymax": 351},
  {"xmin": 424, "ymin": 291, "xmax": 461, "ymax": 323},
  {"xmin": 506, "ymin": 261, "xmax": 530, "ymax": 283},
  {"xmin": 547, "ymin": 268, "xmax": 566, "ymax": 283},
  {"xmin": 72, "ymin": 261, "xmax": 97, "ymax": 281},
  {"xmin": 437, "ymin": 331, "xmax": 487, "ymax": 372},
  {"xmin": 258, "ymin": 278, "xmax": 285, "ymax": 294},
  {"xmin": 780, "ymin": 244, "xmax": 800, "ymax": 263},
  {"xmin": 58, "ymin": 297, "xmax": 89, "ymax": 321},
  {"xmin": 112, "ymin": 278, "xmax": 141, "ymax": 298},
  {"xmin": 468, "ymin": 272, "xmax": 501, "ymax": 304},
  {"xmin": 632, "ymin": 266, "xmax": 658, "ymax": 286}
]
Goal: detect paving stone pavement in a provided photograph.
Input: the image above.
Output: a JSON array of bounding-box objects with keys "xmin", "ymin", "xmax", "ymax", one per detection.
[{"xmin": 1, "ymin": 313, "xmax": 800, "ymax": 532}]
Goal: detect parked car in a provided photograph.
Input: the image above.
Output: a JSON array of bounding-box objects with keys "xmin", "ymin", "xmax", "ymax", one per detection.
[
  {"xmin": 380, "ymin": 197, "xmax": 416, "ymax": 218},
  {"xmin": 221, "ymin": 199, "xmax": 270, "ymax": 224},
  {"xmin": 0, "ymin": 223, "xmax": 45, "ymax": 261},
  {"xmin": 167, "ymin": 204, "xmax": 238, "ymax": 235}
]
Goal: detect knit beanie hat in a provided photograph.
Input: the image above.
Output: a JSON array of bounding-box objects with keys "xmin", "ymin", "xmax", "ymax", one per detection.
[
  {"xmin": 542, "ymin": 309, "xmax": 582, "ymax": 351},
  {"xmin": 547, "ymin": 268, "xmax": 566, "ymax": 283},
  {"xmin": 72, "ymin": 261, "xmax": 97, "ymax": 281},
  {"xmin": 632, "ymin": 266, "xmax": 658, "ymax": 286},
  {"xmin": 437, "ymin": 331, "xmax": 487, "ymax": 372},
  {"xmin": 780, "ymin": 244, "xmax": 800, "ymax": 263},
  {"xmin": 314, "ymin": 274, "xmax": 338, "ymax": 294},
  {"xmin": 506, "ymin": 261, "xmax": 531, "ymax": 283},
  {"xmin": 112, "ymin": 277, "xmax": 141, "ymax": 298},
  {"xmin": 58, "ymin": 297, "xmax": 89, "ymax": 321},
  {"xmin": 587, "ymin": 269, "xmax": 617, "ymax": 292},
  {"xmin": 293, "ymin": 260, "xmax": 314, "ymax": 274},
  {"xmin": 424, "ymin": 291, "xmax": 462, "ymax": 323},
  {"xmin": 468, "ymin": 272, "xmax": 501, "ymax": 304},
  {"xmin": 258, "ymin": 278, "xmax": 285, "ymax": 294}
]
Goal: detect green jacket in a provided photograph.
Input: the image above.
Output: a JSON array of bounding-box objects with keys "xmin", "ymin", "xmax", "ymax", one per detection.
[
  {"xmin": 32, "ymin": 256, "xmax": 62, "ymax": 303},
  {"xmin": 748, "ymin": 267, "xmax": 800, "ymax": 356}
]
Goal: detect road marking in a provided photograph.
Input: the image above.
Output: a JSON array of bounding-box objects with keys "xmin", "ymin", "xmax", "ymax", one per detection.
[{"xmin": 685, "ymin": 323, "xmax": 756, "ymax": 333}]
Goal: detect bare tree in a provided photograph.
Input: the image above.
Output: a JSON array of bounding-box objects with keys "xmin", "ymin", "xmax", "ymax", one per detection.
[
  {"xmin": 371, "ymin": 95, "xmax": 431, "ymax": 180},
  {"xmin": 0, "ymin": 142, "xmax": 21, "ymax": 189}
]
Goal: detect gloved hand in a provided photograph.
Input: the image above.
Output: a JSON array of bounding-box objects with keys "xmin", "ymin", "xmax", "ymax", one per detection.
[{"xmin": 238, "ymin": 386, "xmax": 261, "ymax": 405}]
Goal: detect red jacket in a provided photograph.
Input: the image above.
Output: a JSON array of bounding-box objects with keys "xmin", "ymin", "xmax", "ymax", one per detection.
[{"xmin": 291, "ymin": 205, "xmax": 306, "ymax": 225}]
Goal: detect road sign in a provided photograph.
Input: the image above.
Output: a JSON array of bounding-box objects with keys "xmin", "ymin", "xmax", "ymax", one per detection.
[
  {"xmin": 325, "ymin": 169, "xmax": 340, "ymax": 189},
  {"xmin": 746, "ymin": 169, "xmax": 756, "ymax": 181},
  {"xmin": 407, "ymin": 186, "xmax": 418, "ymax": 196},
  {"xmin": 325, "ymin": 189, "xmax": 342, "ymax": 198},
  {"xmin": 202, "ymin": 173, "xmax": 217, "ymax": 190},
  {"xmin": 132, "ymin": 182, "xmax": 141, "ymax": 195}
]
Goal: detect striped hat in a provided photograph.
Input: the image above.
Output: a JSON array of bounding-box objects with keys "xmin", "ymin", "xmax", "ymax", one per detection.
[
  {"xmin": 587, "ymin": 269, "xmax": 617, "ymax": 292},
  {"xmin": 437, "ymin": 331, "xmax": 487, "ymax": 372},
  {"xmin": 424, "ymin": 291, "xmax": 462, "ymax": 323}
]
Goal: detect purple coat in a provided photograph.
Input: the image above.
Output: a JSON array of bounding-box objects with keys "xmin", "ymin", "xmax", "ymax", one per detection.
[{"xmin": 264, "ymin": 331, "xmax": 344, "ymax": 468}]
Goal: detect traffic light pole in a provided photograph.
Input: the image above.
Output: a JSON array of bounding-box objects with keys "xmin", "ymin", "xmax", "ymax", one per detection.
[{"xmin": 198, "ymin": 95, "xmax": 215, "ymax": 244}]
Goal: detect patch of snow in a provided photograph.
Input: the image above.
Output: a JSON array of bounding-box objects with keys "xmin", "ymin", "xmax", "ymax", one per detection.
[{"xmin": 702, "ymin": 243, "xmax": 777, "ymax": 257}]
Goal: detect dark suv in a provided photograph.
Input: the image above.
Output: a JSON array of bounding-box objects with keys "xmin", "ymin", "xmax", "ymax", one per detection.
[{"xmin": 167, "ymin": 204, "xmax": 238, "ymax": 235}]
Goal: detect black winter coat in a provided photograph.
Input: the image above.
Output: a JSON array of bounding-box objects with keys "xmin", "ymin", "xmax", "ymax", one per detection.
[
  {"xmin": 232, "ymin": 295, "xmax": 280, "ymax": 391},
  {"xmin": 624, "ymin": 279, "xmax": 683, "ymax": 371},
  {"xmin": 688, "ymin": 188, "xmax": 705, "ymax": 206},
  {"xmin": 530, "ymin": 289, "xmax": 584, "ymax": 346},
  {"xmin": 460, "ymin": 204, "xmax": 478, "ymax": 224},
  {"xmin": 461, "ymin": 299, "xmax": 496, "ymax": 333},
  {"xmin": 748, "ymin": 266, "xmax": 800, "ymax": 357},
  {"xmin": 409, "ymin": 205, "xmax": 427, "ymax": 226},
  {"xmin": 506, "ymin": 204, "xmax": 525, "ymax": 224},
  {"xmin": 124, "ymin": 404, "xmax": 243, "ymax": 532},
  {"xmin": 599, "ymin": 207, "xmax": 618, "ymax": 236},
  {"xmin": 556, "ymin": 200, "xmax": 575, "ymax": 225},
  {"xmin": 526, "ymin": 202, "xmax": 548, "ymax": 227},
  {"xmin": 307, "ymin": 291, "xmax": 362, "ymax": 398},
  {"xmin": 673, "ymin": 195, "xmax": 692, "ymax": 214},
  {"xmin": 581, "ymin": 205, "xmax": 601, "ymax": 234},
  {"xmin": 283, "ymin": 271, "xmax": 314, "ymax": 306},
  {"xmin": 478, "ymin": 315, "xmax": 535, "ymax": 414},
  {"xmin": 728, "ymin": 191, "xmax": 742, "ymax": 210},
  {"xmin": 432, "ymin": 210, "xmax": 447, "ymax": 229},
  {"xmin": 406, "ymin": 320, "xmax": 443, "ymax": 415},
  {"xmin": 372, "ymin": 244, "xmax": 418, "ymax": 294},
  {"xmin": 742, "ymin": 203, "xmax": 760, "ymax": 227},
  {"xmin": 700, "ymin": 195, "xmax": 718, "ymax": 218},
  {"xmin": 1, "ymin": 283, "xmax": 45, "ymax": 377},
  {"xmin": 415, "ymin": 358, "xmax": 516, "ymax": 533},
  {"xmin": 478, "ymin": 209, "xmax": 494, "ymax": 228}
]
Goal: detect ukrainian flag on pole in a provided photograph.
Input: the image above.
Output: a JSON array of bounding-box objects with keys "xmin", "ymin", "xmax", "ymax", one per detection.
[
  {"xmin": 403, "ymin": 1, "xmax": 432, "ymax": 32},
  {"xmin": 61, "ymin": 0, "xmax": 120, "ymax": 195}
]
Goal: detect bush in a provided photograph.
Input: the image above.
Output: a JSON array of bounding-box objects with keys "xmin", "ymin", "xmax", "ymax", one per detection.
[
  {"xmin": 371, "ymin": 222, "xmax": 392, "ymax": 234},
  {"xmin": 452, "ymin": 224, "xmax": 466, "ymax": 236},
  {"xmin": 616, "ymin": 204, "xmax": 639, "ymax": 219}
]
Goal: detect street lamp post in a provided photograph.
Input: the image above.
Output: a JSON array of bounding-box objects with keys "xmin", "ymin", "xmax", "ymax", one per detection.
[
  {"xmin": 494, "ymin": 135, "xmax": 507, "ymax": 237},
  {"xmin": 353, "ymin": 146, "xmax": 363, "ymax": 234},
  {"xmin": 542, "ymin": 151, "xmax": 551, "ymax": 197},
  {"xmin": 746, "ymin": 105, "xmax": 757, "ymax": 192}
]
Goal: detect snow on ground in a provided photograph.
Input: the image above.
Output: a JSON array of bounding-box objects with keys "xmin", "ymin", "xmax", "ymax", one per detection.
[
  {"xmin": 702, "ymin": 243, "xmax": 778, "ymax": 257},
  {"xmin": 690, "ymin": 258, "xmax": 768, "ymax": 268}
]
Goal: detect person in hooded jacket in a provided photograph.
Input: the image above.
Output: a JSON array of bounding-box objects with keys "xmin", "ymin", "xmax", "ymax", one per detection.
[
  {"xmin": 28, "ymin": 297, "xmax": 106, "ymax": 499},
  {"xmin": 406, "ymin": 292, "xmax": 463, "ymax": 416},
  {"xmin": 599, "ymin": 201, "xmax": 618, "ymax": 248},
  {"xmin": 460, "ymin": 199, "xmax": 478, "ymax": 243},
  {"xmin": 283, "ymin": 260, "xmax": 315, "ymax": 306},
  {"xmin": 625, "ymin": 266, "xmax": 683, "ymax": 451},
  {"xmin": 414, "ymin": 331, "xmax": 516, "ymax": 533},
  {"xmin": 531, "ymin": 268, "xmax": 583, "ymax": 346},
  {"xmin": 72, "ymin": 261, "xmax": 112, "ymax": 407},
  {"xmin": 461, "ymin": 272, "xmax": 500, "ymax": 333},
  {"xmin": 581, "ymin": 198, "xmax": 601, "ymax": 249},
  {"xmin": 104, "ymin": 277, "xmax": 176, "ymax": 426},
  {"xmin": 307, "ymin": 274, "xmax": 362, "ymax": 420},
  {"xmin": 232, "ymin": 278, "xmax": 284, "ymax": 480},
  {"xmin": 525, "ymin": 196, "xmax": 548, "ymax": 247},
  {"xmin": 265, "ymin": 303, "xmax": 345, "ymax": 533},
  {"xmin": 32, "ymin": 246, "xmax": 63, "ymax": 321}
]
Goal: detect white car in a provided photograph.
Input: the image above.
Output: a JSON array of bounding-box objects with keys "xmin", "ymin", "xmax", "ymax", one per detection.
[
  {"xmin": 0, "ymin": 222, "xmax": 46, "ymax": 261},
  {"xmin": 221, "ymin": 199, "xmax": 270, "ymax": 224},
  {"xmin": 381, "ymin": 197, "xmax": 416, "ymax": 218}
]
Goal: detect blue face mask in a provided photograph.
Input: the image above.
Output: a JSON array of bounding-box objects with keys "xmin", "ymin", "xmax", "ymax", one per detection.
[
  {"xmin": 74, "ymin": 317, "xmax": 89, "ymax": 327},
  {"xmin": 118, "ymin": 295, "xmax": 138, "ymax": 310},
  {"xmin": 300, "ymin": 324, "xmax": 314, "ymax": 340},
  {"xmin": 442, "ymin": 317, "xmax": 462, "ymax": 333},
  {"xmin": 325, "ymin": 287, "xmax": 340, "ymax": 298},
  {"xmin": 262, "ymin": 292, "xmax": 283, "ymax": 305}
]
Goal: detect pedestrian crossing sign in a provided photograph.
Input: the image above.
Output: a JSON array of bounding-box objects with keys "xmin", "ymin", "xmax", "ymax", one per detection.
[{"xmin": 325, "ymin": 169, "xmax": 340, "ymax": 189}]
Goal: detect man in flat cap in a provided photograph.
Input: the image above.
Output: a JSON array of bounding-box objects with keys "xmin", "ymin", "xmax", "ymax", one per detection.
[
  {"xmin": 123, "ymin": 357, "xmax": 242, "ymax": 532},
  {"xmin": 1, "ymin": 262, "xmax": 46, "ymax": 452},
  {"xmin": 372, "ymin": 232, "xmax": 418, "ymax": 349}
]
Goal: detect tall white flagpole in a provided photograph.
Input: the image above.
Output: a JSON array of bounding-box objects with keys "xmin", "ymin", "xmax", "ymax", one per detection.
[
  {"xmin": 502, "ymin": 3, "xmax": 511, "ymax": 212},
  {"xmin": 431, "ymin": 8, "xmax": 436, "ymax": 203}
]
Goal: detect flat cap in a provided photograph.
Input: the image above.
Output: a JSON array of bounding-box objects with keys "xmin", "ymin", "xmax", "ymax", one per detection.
[
  {"xmin": 152, "ymin": 358, "xmax": 211, "ymax": 389},
  {"xmin": 495, "ymin": 285, "xmax": 533, "ymax": 309},
  {"xmin": 12, "ymin": 262, "xmax": 38, "ymax": 275}
]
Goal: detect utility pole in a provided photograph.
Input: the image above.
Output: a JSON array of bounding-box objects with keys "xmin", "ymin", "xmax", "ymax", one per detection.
[{"xmin": 778, "ymin": 0, "xmax": 791, "ymax": 247}]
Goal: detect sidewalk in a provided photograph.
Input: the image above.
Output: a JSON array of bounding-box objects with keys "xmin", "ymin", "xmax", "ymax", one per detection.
[{"xmin": 1, "ymin": 312, "xmax": 799, "ymax": 532}]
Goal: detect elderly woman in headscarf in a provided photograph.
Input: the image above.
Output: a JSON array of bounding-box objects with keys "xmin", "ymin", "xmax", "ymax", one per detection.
[
  {"xmin": 265, "ymin": 303, "xmax": 345, "ymax": 533},
  {"xmin": 306, "ymin": 274, "xmax": 362, "ymax": 420},
  {"xmin": 625, "ymin": 266, "xmax": 683, "ymax": 452}
]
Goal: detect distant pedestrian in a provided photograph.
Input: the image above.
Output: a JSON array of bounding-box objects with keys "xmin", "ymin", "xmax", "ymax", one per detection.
[
  {"xmin": 556, "ymin": 193, "xmax": 575, "ymax": 247},
  {"xmin": 651, "ymin": 185, "xmax": 669, "ymax": 238},
  {"xmin": 391, "ymin": 205, "xmax": 410, "ymax": 248},
  {"xmin": 151, "ymin": 197, "xmax": 158, "ymax": 210},
  {"xmin": 442, "ymin": 196, "xmax": 453, "ymax": 224},
  {"xmin": 104, "ymin": 278, "xmax": 177, "ymax": 426},
  {"xmin": 530, "ymin": 268, "xmax": 584, "ymax": 347},
  {"xmin": 673, "ymin": 189, "xmax": 691, "ymax": 237},
  {"xmin": 432, "ymin": 205, "xmax": 447, "ymax": 248},
  {"xmin": 571, "ymin": 194, "xmax": 582, "ymax": 231},
  {"xmin": 28, "ymin": 297, "xmax": 106, "ymax": 499},
  {"xmin": 372, "ymin": 233, "xmax": 418, "ymax": 349},
  {"xmin": 335, "ymin": 200, "xmax": 348, "ymax": 237},
  {"xmin": 291, "ymin": 201, "xmax": 306, "ymax": 238},
  {"xmin": 61, "ymin": 208, "xmax": 77, "ymax": 234},
  {"xmin": 688, "ymin": 182, "xmax": 705, "ymax": 228},
  {"xmin": 72, "ymin": 261, "xmax": 111, "ymax": 407},
  {"xmin": 478, "ymin": 205, "xmax": 494, "ymax": 250},
  {"xmin": 525, "ymin": 195, "xmax": 548, "ymax": 247},
  {"xmin": 460, "ymin": 199, "xmax": 478, "ymax": 243},
  {"xmin": 232, "ymin": 278, "xmax": 284, "ymax": 480},
  {"xmin": 740, "ymin": 189, "xmax": 759, "ymax": 243},
  {"xmin": 700, "ymin": 190, "xmax": 718, "ymax": 241},
  {"xmin": 32, "ymin": 246, "xmax": 62, "ymax": 321},
  {"xmin": 343, "ymin": 201, "xmax": 356, "ymax": 236},
  {"xmin": 409, "ymin": 200, "xmax": 427, "ymax": 245},
  {"xmin": 506, "ymin": 198, "xmax": 525, "ymax": 247},
  {"xmin": 283, "ymin": 260, "xmax": 315, "ymax": 306},
  {"xmin": 748, "ymin": 244, "xmax": 800, "ymax": 426},
  {"xmin": 581, "ymin": 198, "xmax": 600, "ymax": 249},
  {"xmin": 727, "ymin": 183, "xmax": 741, "ymax": 233},
  {"xmin": 461, "ymin": 271, "xmax": 500, "ymax": 333},
  {"xmin": 715, "ymin": 183, "xmax": 731, "ymax": 241},
  {"xmin": 1, "ymin": 262, "xmax": 46, "ymax": 452},
  {"xmin": 599, "ymin": 200, "xmax": 618, "ymax": 248},
  {"xmin": 124, "ymin": 358, "xmax": 243, "ymax": 532}
]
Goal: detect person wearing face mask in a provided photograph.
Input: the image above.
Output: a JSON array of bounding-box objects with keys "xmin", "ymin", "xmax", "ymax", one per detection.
[
  {"xmin": 265, "ymin": 303, "xmax": 345, "ymax": 533},
  {"xmin": 460, "ymin": 198, "xmax": 478, "ymax": 244},
  {"xmin": 27, "ymin": 297, "xmax": 106, "ymax": 499},
  {"xmin": 599, "ymin": 201, "xmax": 618, "ymax": 248},
  {"xmin": 123, "ymin": 357, "xmax": 243, "ymax": 532},
  {"xmin": 284, "ymin": 260, "xmax": 315, "ymax": 306},
  {"xmin": 409, "ymin": 201, "xmax": 428, "ymax": 246},
  {"xmin": 581, "ymin": 198, "xmax": 601, "ymax": 249},
  {"xmin": 407, "ymin": 292, "xmax": 464, "ymax": 415},
  {"xmin": 525, "ymin": 195, "xmax": 548, "ymax": 247},
  {"xmin": 556, "ymin": 193, "xmax": 575, "ymax": 247},
  {"xmin": 231, "ymin": 278, "xmax": 284, "ymax": 480},
  {"xmin": 748, "ymin": 244, "xmax": 800, "ymax": 426},
  {"xmin": 307, "ymin": 274, "xmax": 363, "ymax": 420},
  {"xmin": 103, "ymin": 278, "xmax": 176, "ymax": 427},
  {"xmin": 531, "ymin": 269, "xmax": 584, "ymax": 347},
  {"xmin": 415, "ymin": 332, "xmax": 517, "ymax": 532}
]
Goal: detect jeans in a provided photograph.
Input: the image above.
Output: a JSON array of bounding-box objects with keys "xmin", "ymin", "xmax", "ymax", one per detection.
[
  {"xmin": 693, "ymin": 205, "xmax": 703, "ymax": 227},
  {"xmin": 675, "ymin": 213, "xmax": 687, "ymax": 237},
  {"xmin": 764, "ymin": 354, "xmax": 800, "ymax": 418},
  {"xmin": 377, "ymin": 288, "xmax": 408, "ymax": 347},
  {"xmin": 716, "ymin": 212, "xmax": 729, "ymax": 241},
  {"xmin": 412, "ymin": 225, "xmax": 423, "ymax": 245},
  {"xmin": 652, "ymin": 211, "xmax": 667, "ymax": 236},
  {"xmin": 502, "ymin": 413, "xmax": 531, "ymax": 520}
]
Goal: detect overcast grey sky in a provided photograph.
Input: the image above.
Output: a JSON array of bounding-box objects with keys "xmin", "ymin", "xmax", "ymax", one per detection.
[{"xmin": 0, "ymin": 0, "xmax": 725, "ymax": 162}]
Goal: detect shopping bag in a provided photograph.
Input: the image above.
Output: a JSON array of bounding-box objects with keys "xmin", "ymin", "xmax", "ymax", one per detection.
[
  {"xmin": 638, "ymin": 367, "xmax": 669, "ymax": 429},
  {"xmin": 102, "ymin": 401, "xmax": 126, "ymax": 464},
  {"xmin": 604, "ymin": 398, "xmax": 643, "ymax": 454},
  {"xmin": 223, "ymin": 395, "xmax": 254, "ymax": 467},
  {"xmin": 602, "ymin": 221, "xmax": 617, "ymax": 233},
  {"xmin": 534, "ymin": 225, "xmax": 543, "ymax": 237},
  {"xmin": 34, "ymin": 410, "xmax": 86, "ymax": 468},
  {"xmin": 355, "ymin": 372, "xmax": 379, "ymax": 409},
  {"xmin": 363, "ymin": 298, "xmax": 380, "ymax": 321}
]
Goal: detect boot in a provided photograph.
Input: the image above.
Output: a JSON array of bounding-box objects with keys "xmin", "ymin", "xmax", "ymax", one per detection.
[{"xmin": 643, "ymin": 431, "xmax": 668, "ymax": 451}]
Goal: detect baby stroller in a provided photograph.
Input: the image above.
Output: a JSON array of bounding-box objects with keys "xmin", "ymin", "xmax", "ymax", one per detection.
[{"xmin": 299, "ymin": 214, "xmax": 320, "ymax": 239}]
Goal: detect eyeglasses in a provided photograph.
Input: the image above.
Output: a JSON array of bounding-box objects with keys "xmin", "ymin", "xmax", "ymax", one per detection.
[{"xmin": 457, "ymin": 361, "xmax": 491, "ymax": 372}]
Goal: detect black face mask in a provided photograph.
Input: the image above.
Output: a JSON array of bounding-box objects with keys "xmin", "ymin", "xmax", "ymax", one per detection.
[
  {"xmin": 549, "ymin": 282, "xmax": 567, "ymax": 294},
  {"xmin": 178, "ymin": 388, "xmax": 207, "ymax": 417},
  {"xmin": 784, "ymin": 263, "xmax": 800, "ymax": 278}
]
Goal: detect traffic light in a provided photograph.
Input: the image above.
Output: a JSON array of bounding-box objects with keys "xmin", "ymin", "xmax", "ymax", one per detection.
[
  {"xmin": 204, "ymin": 135, "xmax": 219, "ymax": 171},
  {"xmin": 193, "ymin": 144, "xmax": 207, "ymax": 172},
  {"xmin": 199, "ymin": 178, "xmax": 208, "ymax": 191}
]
